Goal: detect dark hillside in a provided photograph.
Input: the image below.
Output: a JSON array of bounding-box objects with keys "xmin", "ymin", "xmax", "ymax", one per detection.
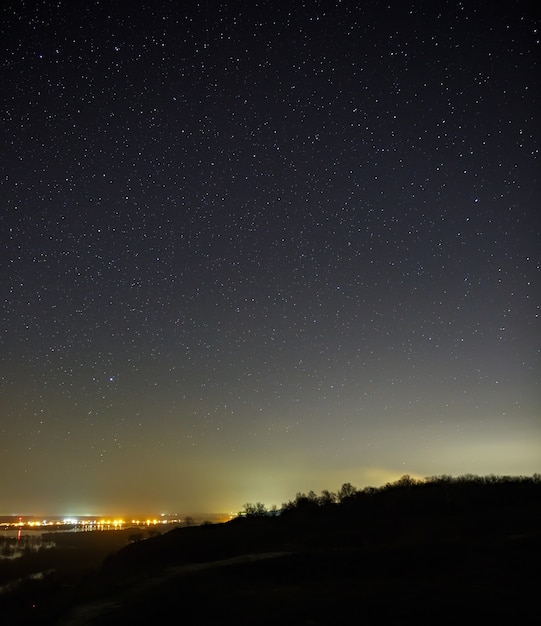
[{"xmin": 7, "ymin": 475, "xmax": 541, "ymax": 624}]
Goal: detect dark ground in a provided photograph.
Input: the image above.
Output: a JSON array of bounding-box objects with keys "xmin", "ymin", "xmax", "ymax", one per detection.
[
  {"xmin": 59, "ymin": 535, "xmax": 540, "ymax": 625},
  {"xmin": 2, "ymin": 480, "xmax": 540, "ymax": 625}
]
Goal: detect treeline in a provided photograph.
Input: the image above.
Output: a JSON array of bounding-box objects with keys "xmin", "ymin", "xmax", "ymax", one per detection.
[{"xmin": 241, "ymin": 473, "xmax": 541, "ymax": 520}]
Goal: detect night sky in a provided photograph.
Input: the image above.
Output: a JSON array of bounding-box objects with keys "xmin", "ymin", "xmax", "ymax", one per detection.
[{"xmin": 1, "ymin": 1, "xmax": 539, "ymax": 516}]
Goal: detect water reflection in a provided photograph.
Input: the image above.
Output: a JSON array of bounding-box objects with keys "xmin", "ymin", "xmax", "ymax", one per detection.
[{"xmin": 0, "ymin": 534, "xmax": 55, "ymax": 560}]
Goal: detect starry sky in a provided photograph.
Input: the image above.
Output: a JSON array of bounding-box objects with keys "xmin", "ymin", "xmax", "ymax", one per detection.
[{"xmin": 1, "ymin": 0, "xmax": 539, "ymax": 517}]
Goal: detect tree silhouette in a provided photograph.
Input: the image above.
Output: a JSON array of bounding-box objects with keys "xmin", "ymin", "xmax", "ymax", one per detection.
[
  {"xmin": 337, "ymin": 482, "xmax": 357, "ymax": 503},
  {"xmin": 319, "ymin": 489, "xmax": 337, "ymax": 506},
  {"xmin": 241, "ymin": 502, "xmax": 268, "ymax": 517}
]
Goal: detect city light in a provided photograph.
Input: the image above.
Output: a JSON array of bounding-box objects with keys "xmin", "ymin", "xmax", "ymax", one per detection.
[{"xmin": 0, "ymin": 515, "xmax": 182, "ymax": 533}]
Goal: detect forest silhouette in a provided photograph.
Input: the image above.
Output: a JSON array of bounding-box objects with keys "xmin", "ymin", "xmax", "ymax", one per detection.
[{"xmin": 2, "ymin": 474, "xmax": 540, "ymax": 624}]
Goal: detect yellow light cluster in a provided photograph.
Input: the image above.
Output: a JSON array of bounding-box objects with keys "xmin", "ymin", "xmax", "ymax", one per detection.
[
  {"xmin": 1, "ymin": 516, "xmax": 180, "ymax": 531},
  {"xmin": 26, "ymin": 520, "xmax": 80, "ymax": 527}
]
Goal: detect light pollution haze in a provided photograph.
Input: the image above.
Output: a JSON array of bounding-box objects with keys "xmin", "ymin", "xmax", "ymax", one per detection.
[{"xmin": 1, "ymin": 1, "xmax": 539, "ymax": 516}]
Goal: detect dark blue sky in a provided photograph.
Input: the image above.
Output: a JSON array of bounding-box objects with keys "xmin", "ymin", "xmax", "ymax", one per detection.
[{"xmin": 1, "ymin": 0, "xmax": 539, "ymax": 515}]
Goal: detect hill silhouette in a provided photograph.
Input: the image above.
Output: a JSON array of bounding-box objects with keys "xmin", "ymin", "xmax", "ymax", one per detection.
[{"xmin": 5, "ymin": 474, "xmax": 541, "ymax": 624}]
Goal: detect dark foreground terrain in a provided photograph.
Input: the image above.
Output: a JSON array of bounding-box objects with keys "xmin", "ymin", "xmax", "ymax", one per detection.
[{"xmin": 2, "ymin": 475, "xmax": 540, "ymax": 625}]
